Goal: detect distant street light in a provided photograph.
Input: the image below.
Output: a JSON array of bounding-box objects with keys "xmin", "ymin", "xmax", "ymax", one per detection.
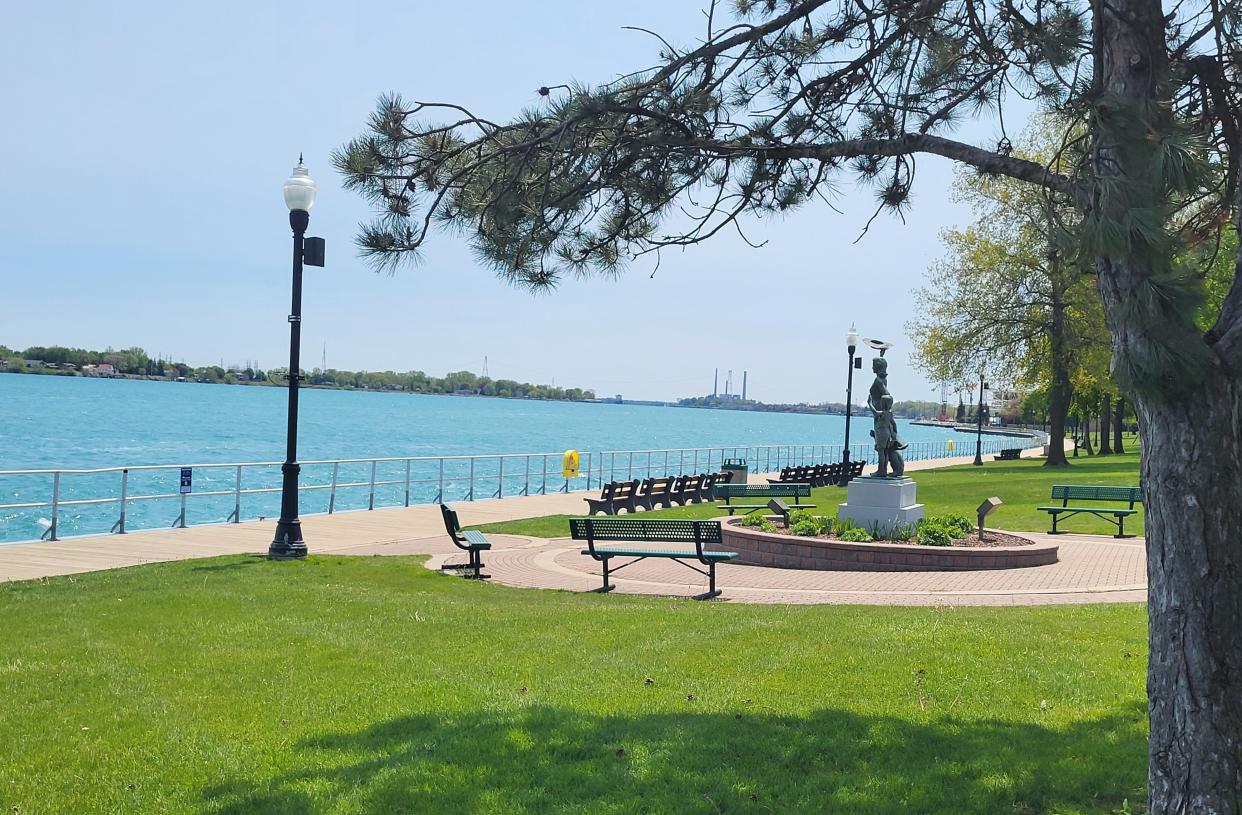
[
  {"xmin": 840, "ymin": 325, "xmax": 861, "ymax": 485},
  {"xmin": 270, "ymin": 157, "xmax": 326, "ymax": 560},
  {"xmin": 973, "ymin": 372, "xmax": 989, "ymax": 466}
]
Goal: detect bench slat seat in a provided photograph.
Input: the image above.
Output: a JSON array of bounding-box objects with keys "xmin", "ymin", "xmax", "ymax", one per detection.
[
  {"xmin": 1035, "ymin": 485, "xmax": 1142, "ymax": 538},
  {"xmin": 716, "ymin": 483, "xmax": 813, "ymax": 515},
  {"xmin": 568, "ymin": 518, "xmax": 735, "ymax": 599},
  {"xmin": 580, "ymin": 547, "xmax": 737, "ymax": 560},
  {"xmin": 461, "ymin": 530, "xmax": 493, "ymax": 549}
]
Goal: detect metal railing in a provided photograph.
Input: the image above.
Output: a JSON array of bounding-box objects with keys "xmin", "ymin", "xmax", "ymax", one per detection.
[{"xmin": 0, "ymin": 433, "xmax": 1041, "ymax": 544}]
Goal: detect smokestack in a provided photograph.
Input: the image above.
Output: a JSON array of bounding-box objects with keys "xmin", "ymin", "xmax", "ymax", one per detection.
[
  {"xmin": 742, "ymin": 371, "xmax": 747, "ymax": 401},
  {"xmin": 713, "ymin": 368, "xmax": 718, "ymax": 397}
]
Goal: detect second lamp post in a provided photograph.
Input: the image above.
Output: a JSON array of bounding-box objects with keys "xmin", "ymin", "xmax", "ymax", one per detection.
[
  {"xmin": 270, "ymin": 157, "xmax": 326, "ymax": 560},
  {"xmin": 840, "ymin": 325, "xmax": 862, "ymax": 485}
]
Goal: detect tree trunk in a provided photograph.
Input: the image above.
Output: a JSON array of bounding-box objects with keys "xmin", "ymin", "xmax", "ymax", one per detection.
[
  {"xmin": 1130, "ymin": 386, "xmax": 1242, "ymax": 814},
  {"xmin": 1046, "ymin": 296, "xmax": 1073, "ymax": 466},
  {"xmin": 1099, "ymin": 394, "xmax": 1114, "ymax": 454},
  {"xmin": 1072, "ymin": 417, "xmax": 1081, "ymax": 457},
  {"xmin": 1082, "ymin": 415, "xmax": 1094, "ymax": 455},
  {"xmin": 1114, "ymin": 396, "xmax": 1126, "ymax": 454},
  {"xmin": 1094, "ymin": 1, "xmax": 1242, "ymax": 809}
]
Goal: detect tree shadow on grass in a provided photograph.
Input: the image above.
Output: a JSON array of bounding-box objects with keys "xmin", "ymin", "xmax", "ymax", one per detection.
[
  {"xmin": 201, "ymin": 702, "xmax": 1146, "ymax": 814},
  {"xmin": 189, "ymin": 556, "xmax": 268, "ymax": 573}
]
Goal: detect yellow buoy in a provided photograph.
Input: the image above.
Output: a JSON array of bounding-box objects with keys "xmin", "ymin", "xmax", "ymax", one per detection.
[
  {"xmin": 562, "ymin": 449, "xmax": 580, "ymax": 478},
  {"xmin": 947, "ymin": 439, "xmax": 955, "ymax": 453}
]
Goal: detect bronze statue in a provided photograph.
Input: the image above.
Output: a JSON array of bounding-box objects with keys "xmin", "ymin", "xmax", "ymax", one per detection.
[{"xmin": 867, "ymin": 357, "xmax": 908, "ymax": 477}]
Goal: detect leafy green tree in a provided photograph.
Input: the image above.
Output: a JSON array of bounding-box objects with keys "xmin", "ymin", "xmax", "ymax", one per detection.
[
  {"xmin": 909, "ymin": 143, "xmax": 1099, "ymax": 465},
  {"xmin": 338, "ymin": 2, "xmax": 1242, "ymax": 805}
]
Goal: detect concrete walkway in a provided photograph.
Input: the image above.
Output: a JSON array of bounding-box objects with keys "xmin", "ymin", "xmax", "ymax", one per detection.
[{"xmin": 0, "ymin": 449, "xmax": 1146, "ymax": 606}]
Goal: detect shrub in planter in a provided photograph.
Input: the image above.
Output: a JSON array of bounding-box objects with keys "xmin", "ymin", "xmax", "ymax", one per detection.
[
  {"xmin": 917, "ymin": 521, "xmax": 953, "ymax": 547},
  {"xmin": 837, "ymin": 526, "xmax": 874, "ymax": 543},
  {"xmin": 739, "ymin": 514, "xmax": 777, "ymax": 533},
  {"xmin": 889, "ymin": 522, "xmax": 917, "ymax": 542},
  {"xmin": 936, "ymin": 512, "xmax": 975, "ymax": 538},
  {"xmin": 789, "ymin": 513, "xmax": 833, "ymax": 537}
]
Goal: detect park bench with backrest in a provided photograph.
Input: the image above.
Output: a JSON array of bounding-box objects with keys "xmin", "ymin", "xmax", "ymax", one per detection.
[
  {"xmin": 439, "ymin": 503, "xmax": 491, "ymax": 579},
  {"xmin": 568, "ymin": 517, "xmax": 737, "ymax": 599},
  {"xmin": 585, "ymin": 479, "xmax": 640, "ymax": 515},
  {"xmin": 994, "ymin": 448, "xmax": 1022, "ymax": 460},
  {"xmin": 715, "ymin": 482, "xmax": 814, "ymax": 515},
  {"xmin": 1037, "ymin": 484, "xmax": 1143, "ymax": 538},
  {"xmin": 703, "ymin": 469, "xmax": 733, "ymax": 500},
  {"xmin": 636, "ymin": 476, "xmax": 676, "ymax": 511},
  {"xmin": 670, "ymin": 474, "xmax": 706, "ymax": 505}
]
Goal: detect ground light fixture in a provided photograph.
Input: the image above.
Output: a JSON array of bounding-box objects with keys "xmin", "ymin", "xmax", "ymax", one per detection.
[
  {"xmin": 271, "ymin": 156, "xmax": 326, "ymax": 560},
  {"xmin": 839, "ymin": 325, "xmax": 862, "ymax": 486},
  {"xmin": 977, "ymin": 496, "xmax": 1002, "ymax": 541}
]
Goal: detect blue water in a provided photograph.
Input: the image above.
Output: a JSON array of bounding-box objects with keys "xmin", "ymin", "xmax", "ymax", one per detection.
[{"xmin": 0, "ymin": 375, "xmax": 1024, "ymax": 542}]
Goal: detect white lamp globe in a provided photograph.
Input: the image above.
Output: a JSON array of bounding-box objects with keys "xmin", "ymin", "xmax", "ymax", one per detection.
[
  {"xmin": 283, "ymin": 158, "xmax": 317, "ymax": 212},
  {"xmin": 846, "ymin": 325, "xmax": 860, "ymax": 349}
]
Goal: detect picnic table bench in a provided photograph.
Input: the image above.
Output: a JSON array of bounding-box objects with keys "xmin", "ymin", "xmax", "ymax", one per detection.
[
  {"xmin": 994, "ymin": 448, "xmax": 1023, "ymax": 461},
  {"xmin": 439, "ymin": 503, "xmax": 491, "ymax": 579},
  {"xmin": 569, "ymin": 517, "xmax": 737, "ymax": 599},
  {"xmin": 715, "ymin": 483, "xmax": 814, "ymax": 515},
  {"xmin": 1037, "ymin": 485, "xmax": 1142, "ymax": 538},
  {"xmin": 585, "ymin": 479, "xmax": 640, "ymax": 515}
]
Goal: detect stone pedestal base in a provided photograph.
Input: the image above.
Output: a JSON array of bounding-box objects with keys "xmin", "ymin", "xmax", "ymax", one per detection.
[{"xmin": 837, "ymin": 476, "xmax": 924, "ymax": 537}]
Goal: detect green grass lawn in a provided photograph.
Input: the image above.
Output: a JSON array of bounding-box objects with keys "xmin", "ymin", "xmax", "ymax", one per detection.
[
  {"xmin": 474, "ymin": 451, "xmax": 1144, "ymax": 539},
  {"xmin": 0, "ymin": 556, "xmax": 1147, "ymax": 814}
]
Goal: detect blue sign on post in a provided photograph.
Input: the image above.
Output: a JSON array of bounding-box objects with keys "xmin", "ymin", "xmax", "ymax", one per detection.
[{"xmin": 179, "ymin": 468, "xmax": 193, "ymax": 495}]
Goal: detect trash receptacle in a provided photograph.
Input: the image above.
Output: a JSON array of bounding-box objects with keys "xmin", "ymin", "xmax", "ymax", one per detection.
[{"xmin": 721, "ymin": 458, "xmax": 748, "ymax": 485}]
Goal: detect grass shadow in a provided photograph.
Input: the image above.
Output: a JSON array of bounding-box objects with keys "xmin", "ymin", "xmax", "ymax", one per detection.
[{"xmin": 201, "ymin": 703, "xmax": 1146, "ymax": 814}]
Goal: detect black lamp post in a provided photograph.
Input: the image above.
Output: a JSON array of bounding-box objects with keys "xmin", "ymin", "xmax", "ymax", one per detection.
[
  {"xmin": 972, "ymin": 372, "xmax": 988, "ymax": 466},
  {"xmin": 840, "ymin": 325, "xmax": 861, "ymax": 485},
  {"xmin": 270, "ymin": 157, "xmax": 325, "ymax": 560}
]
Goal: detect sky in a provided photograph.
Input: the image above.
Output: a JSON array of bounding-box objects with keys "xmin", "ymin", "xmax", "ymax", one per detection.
[{"xmin": 0, "ymin": 0, "xmax": 1023, "ymax": 404}]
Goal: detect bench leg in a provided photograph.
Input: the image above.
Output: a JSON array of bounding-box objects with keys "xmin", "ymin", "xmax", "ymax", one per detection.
[
  {"xmin": 694, "ymin": 562, "xmax": 722, "ymax": 601},
  {"xmin": 593, "ymin": 558, "xmax": 615, "ymax": 593},
  {"xmin": 1115, "ymin": 515, "xmax": 1136, "ymax": 539},
  {"xmin": 1048, "ymin": 514, "xmax": 1064, "ymax": 535}
]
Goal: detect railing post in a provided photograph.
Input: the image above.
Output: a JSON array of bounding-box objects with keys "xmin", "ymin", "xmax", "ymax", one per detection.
[
  {"xmin": 540, "ymin": 455, "xmax": 547, "ymax": 495},
  {"xmin": 231, "ymin": 465, "xmax": 242, "ymax": 522},
  {"xmin": 438, "ymin": 458, "xmax": 445, "ymax": 503},
  {"xmin": 178, "ymin": 491, "xmax": 187, "ymax": 528},
  {"xmin": 497, "ymin": 457, "xmax": 505, "ymax": 499},
  {"xmin": 329, "ymin": 462, "xmax": 339, "ymax": 514},
  {"xmin": 117, "ymin": 469, "xmax": 129, "ymax": 534},
  {"xmin": 610, "ymin": 452, "xmax": 616, "ymax": 484},
  {"xmin": 47, "ymin": 472, "xmax": 60, "ymax": 541},
  {"xmin": 524, "ymin": 455, "xmax": 531, "ymax": 496},
  {"xmin": 468, "ymin": 458, "xmax": 475, "ymax": 501},
  {"xmin": 368, "ymin": 460, "xmax": 377, "ymax": 510},
  {"xmin": 627, "ymin": 453, "xmax": 633, "ymax": 481},
  {"xmin": 404, "ymin": 459, "xmax": 411, "ymax": 507}
]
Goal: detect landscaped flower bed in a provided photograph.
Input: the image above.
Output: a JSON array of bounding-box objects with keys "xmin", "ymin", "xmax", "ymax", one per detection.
[{"xmin": 720, "ymin": 512, "xmax": 1057, "ymax": 571}]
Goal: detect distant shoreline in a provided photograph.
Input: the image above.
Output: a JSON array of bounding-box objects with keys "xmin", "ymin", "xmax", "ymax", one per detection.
[{"xmin": 0, "ymin": 369, "xmax": 596, "ymax": 405}]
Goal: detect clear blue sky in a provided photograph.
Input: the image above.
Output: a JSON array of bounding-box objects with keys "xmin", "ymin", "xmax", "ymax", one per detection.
[{"xmin": 0, "ymin": 1, "xmax": 1020, "ymax": 404}]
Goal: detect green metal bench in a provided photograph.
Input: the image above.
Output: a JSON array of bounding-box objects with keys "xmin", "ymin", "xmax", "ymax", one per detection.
[
  {"xmin": 714, "ymin": 483, "xmax": 814, "ymax": 515},
  {"xmin": 568, "ymin": 518, "xmax": 737, "ymax": 599},
  {"xmin": 440, "ymin": 503, "xmax": 491, "ymax": 578},
  {"xmin": 1037, "ymin": 485, "xmax": 1143, "ymax": 538}
]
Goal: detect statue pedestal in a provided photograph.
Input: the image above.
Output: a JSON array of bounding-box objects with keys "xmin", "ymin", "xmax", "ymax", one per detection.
[{"xmin": 837, "ymin": 476, "xmax": 925, "ymax": 538}]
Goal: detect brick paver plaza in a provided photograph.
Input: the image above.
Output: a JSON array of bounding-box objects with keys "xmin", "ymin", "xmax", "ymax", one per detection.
[{"xmin": 0, "ymin": 455, "xmax": 1146, "ymax": 605}]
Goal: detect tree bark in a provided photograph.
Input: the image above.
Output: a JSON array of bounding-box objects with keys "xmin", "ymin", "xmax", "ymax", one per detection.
[
  {"xmin": 1114, "ymin": 396, "xmax": 1126, "ymax": 454},
  {"xmin": 1082, "ymin": 414, "xmax": 1095, "ymax": 455},
  {"xmin": 1094, "ymin": 0, "xmax": 1242, "ymax": 810},
  {"xmin": 1046, "ymin": 293, "xmax": 1073, "ymax": 466},
  {"xmin": 1128, "ymin": 384, "xmax": 1242, "ymax": 814},
  {"xmin": 1099, "ymin": 394, "xmax": 1114, "ymax": 454}
]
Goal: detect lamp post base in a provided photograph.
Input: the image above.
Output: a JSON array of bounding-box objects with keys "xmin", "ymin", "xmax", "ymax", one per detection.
[{"xmin": 269, "ymin": 520, "xmax": 307, "ymax": 559}]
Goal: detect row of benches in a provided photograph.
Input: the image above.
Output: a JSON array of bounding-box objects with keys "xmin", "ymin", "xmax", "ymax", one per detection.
[
  {"xmin": 585, "ymin": 471, "xmax": 734, "ymax": 515},
  {"xmin": 769, "ymin": 460, "xmax": 866, "ymax": 487},
  {"xmin": 439, "ymin": 483, "xmax": 1144, "ymax": 598}
]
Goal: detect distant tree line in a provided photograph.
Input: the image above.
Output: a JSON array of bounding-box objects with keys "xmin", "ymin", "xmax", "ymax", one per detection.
[
  {"xmin": 0, "ymin": 343, "xmax": 593, "ymax": 401},
  {"xmin": 678, "ymin": 396, "xmax": 942, "ymax": 419}
]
